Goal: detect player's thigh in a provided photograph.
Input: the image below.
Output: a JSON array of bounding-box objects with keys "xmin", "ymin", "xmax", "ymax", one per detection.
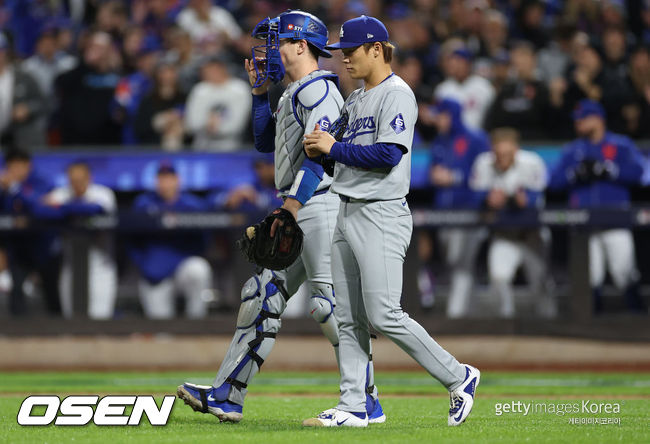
[
  {"xmin": 589, "ymin": 232, "xmax": 606, "ymax": 287},
  {"xmin": 602, "ymin": 229, "xmax": 636, "ymax": 289},
  {"xmin": 138, "ymin": 277, "xmax": 175, "ymax": 318},
  {"xmin": 331, "ymin": 218, "xmax": 366, "ymax": 326},
  {"xmin": 297, "ymin": 192, "xmax": 339, "ymax": 284},
  {"xmin": 279, "ymin": 255, "xmax": 307, "ymax": 296},
  {"xmin": 350, "ymin": 200, "xmax": 412, "ymax": 324},
  {"xmin": 488, "ymin": 237, "xmax": 522, "ymax": 283},
  {"xmin": 174, "ymin": 256, "xmax": 212, "ymax": 290}
]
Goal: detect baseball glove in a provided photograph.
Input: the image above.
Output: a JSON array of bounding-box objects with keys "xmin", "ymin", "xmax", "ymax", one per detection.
[
  {"xmin": 320, "ymin": 111, "xmax": 349, "ymax": 176},
  {"xmin": 236, "ymin": 207, "xmax": 303, "ymax": 270}
]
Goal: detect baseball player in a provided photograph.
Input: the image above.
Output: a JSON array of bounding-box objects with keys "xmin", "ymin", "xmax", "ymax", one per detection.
[
  {"xmin": 129, "ymin": 164, "xmax": 212, "ymax": 319},
  {"xmin": 177, "ymin": 10, "xmax": 385, "ymax": 423},
  {"xmin": 470, "ymin": 128, "xmax": 552, "ymax": 318},
  {"xmin": 549, "ymin": 99, "xmax": 646, "ymax": 313},
  {"xmin": 302, "ymin": 16, "xmax": 479, "ymax": 428},
  {"xmin": 44, "ymin": 161, "xmax": 118, "ymax": 319},
  {"xmin": 429, "ymin": 98, "xmax": 490, "ymax": 318}
]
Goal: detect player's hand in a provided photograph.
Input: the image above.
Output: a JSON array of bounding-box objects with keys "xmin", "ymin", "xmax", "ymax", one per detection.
[
  {"xmin": 303, "ymin": 123, "xmax": 336, "ymax": 158},
  {"xmin": 271, "ymin": 197, "xmax": 301, "ymax": 237},
  {"xmin": 245, "ymin": 58, "xmax": 270, "ymax": 95},
  {"xmin": 431, "ymin": 165, "xmax": 455, "ymax": 187},
  {"xmin": 514, "ymin": 189, "xmax": 528, "ymax": 208},
  {"xmin": 487, "ymin": 189, "xmax": 507, "ymax": 209}
]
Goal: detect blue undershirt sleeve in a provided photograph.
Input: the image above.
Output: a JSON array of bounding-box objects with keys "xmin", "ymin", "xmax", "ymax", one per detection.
[
  {"xmin": 252, "ymin": 93, "xmax": 275, "ymax": 153},
  {"xmin": 329, "ymin": 142, "xmax": 404, "ymax": 169}
]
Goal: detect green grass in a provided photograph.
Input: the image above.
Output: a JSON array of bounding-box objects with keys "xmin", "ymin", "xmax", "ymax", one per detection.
[{"xmin": 0, "ymin": 371, "xmax": 648, "ymax": 443}]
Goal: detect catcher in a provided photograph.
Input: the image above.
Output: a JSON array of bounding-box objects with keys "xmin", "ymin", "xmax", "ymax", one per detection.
[{"xmin": 177, "ymin": 10, "xmax": 385, "ymax": 424}]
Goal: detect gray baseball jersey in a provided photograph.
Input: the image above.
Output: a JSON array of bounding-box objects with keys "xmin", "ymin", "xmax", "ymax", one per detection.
[
  {"xmin": 274, "ymin": 69, "xmax": 343, "ymax": 195},
  {"xmin": 331, "ymin": 73, "xmax": 417, "ymax": 200}
]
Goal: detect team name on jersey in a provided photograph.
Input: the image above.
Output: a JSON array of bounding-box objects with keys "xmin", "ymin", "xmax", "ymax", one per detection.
[{"xmin": 343, "ymin": 116, "xmax": 376, "ymax": 141}]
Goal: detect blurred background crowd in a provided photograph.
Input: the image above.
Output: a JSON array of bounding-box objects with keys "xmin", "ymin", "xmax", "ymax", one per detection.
[{"xmin": 0, "ymin": 0, "xmax": 649, "ymax": 321}]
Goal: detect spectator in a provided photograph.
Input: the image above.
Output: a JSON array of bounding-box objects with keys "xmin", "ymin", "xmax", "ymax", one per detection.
[
  {"xmin": 0, "ymin": 149, "xmax": 60, "ymax": 316},
  {"xmin": 470, "ymin": 128, "xmax": 552, "ymax": 318},
  {"xmin": 474, "ymin": 8, "xmax": 509, "ymax": 79},
  {"xmin": 626, "ymin": 46, "xmax": 650, "ymax": 138},
  {"xmin": 167, "ymin": 27, "xmax": 202, "ymax": 94},
  {"xmin": 129, "ymin": 164, "xmax": 212, "ymax": 319},
  {"xmin": 434, "ymin": 47, "xmax": 496, "ymax": 129},
  {"xmin": 176, "ymin": 0, "xmax": 242, "ymax": 43},
  {"xmin": 209, "ymin": 153, "xmax": 282, "ymax": 213},
  {"xmin": 55, "ymin": 31, "xmax": 122, "ymax": 145},
  {"xmin": 537, "ymin": 23, "xmax": 574, "ymax": 87},
  {"xmin": 515, "ymin": 0, "xmax": 550, "ymax": 49},
  {"xmin": 423, "ymin": 98, "xmax": 490, "ymax": 316},
  {"xmin": 485, "ymin": 41, "xmax": 551, "ymax": 140},
  {"xmin": 21, "ymin": 28, "xmax": 77, "ymax": 98},
  {"xmin": 134, "ymin": 60, "xmax": 187, "ymax": 150},
  {"xmin": 44, "ymin": 162, "xmax": 117, "ymax": 319},
  {"xmin": 549, "ymin": 100, "xmax": 646, "ymax": 313},
  {"xmin": 112, "ymin": 36, "xmax": 161, "ymax": 144},
  {"xmin": 184, "ymin": 55, "xmax": 251, "ymax": 151},
  {"xmin": 0, "ymin": 32, "xmax": 47, "ymax": 150}
]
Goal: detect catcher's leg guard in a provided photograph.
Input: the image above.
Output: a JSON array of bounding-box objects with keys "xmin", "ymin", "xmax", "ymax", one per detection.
[
  {"xmin": 211, "ymin": 269, "xmax": 288, "ymax": 406},
  {"xmin": 308, "ymin": 282, "xmax": 340, "ymax": 366}
]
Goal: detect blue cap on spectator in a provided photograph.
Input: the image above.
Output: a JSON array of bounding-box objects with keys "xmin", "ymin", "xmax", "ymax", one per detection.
[
  {"xmin": 325, "ymin": 15, "xmax": 389, "ymax": 49},
  {"xmin": 431, "ymin": 98, "xmax": 462, "ymax": 116},
  {"xmin": 138, "ymin": 36, "xmax": 161, "ymax": 55},
  {"xmin": 157, "ymin": 162, "xmax": 177, "ymax": 175},
  {"xmin": 451, "ymin": 48, "xmax": 473, "ymax": 61},
  {"xmin": 572, "ymin": 99, "xmax": 605, "ymax": 120}
]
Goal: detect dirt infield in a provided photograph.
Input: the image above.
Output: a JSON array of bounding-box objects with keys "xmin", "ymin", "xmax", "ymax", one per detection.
[{"xmin": 2, "ymin": 335, "xmax": 649, "ymax": 371}]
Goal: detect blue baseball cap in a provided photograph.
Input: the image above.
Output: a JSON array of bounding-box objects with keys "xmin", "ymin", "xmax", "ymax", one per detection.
[
  {"xmin": 157, "ymin": 162, "xmax": 177, "ymax": 175},
  {"xmin": 572, "ymin": 99, "xmax": 605, "ymax": 120},
  {"xmin": 451, "ymin": 48, "xmax": 473, "ymax": 61},
  {"xmin": 325, "ymin": 15, "xmax": 390, "ymax": 50}
]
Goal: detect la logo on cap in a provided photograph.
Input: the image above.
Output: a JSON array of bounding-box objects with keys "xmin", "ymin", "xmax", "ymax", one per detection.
[
  {"xmin": 340, "ymin": 26, "xmax": 344, "ymax": 37},
  {"xmin": 367, "ymin": 33, "xmax": 374, "ymax": 38}
]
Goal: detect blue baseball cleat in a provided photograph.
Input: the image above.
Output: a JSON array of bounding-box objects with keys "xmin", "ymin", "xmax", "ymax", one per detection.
[
  {"xmin": 366, "ymin": 393, "xmax": 386, "ymax": 424},
  {"xmin": 176, "ymin": 382, "xmax": 243, "ymax": 423},
  {"xmin": 448, "ymin": 364, "xmax": 480, "ymax": 426}
]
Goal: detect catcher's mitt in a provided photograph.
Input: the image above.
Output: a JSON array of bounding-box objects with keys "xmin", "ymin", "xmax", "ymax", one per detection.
[
  {"xmin": 236, "ymin": 208, "xmax": 303, "ymax": 270},
  {"xmin": 320, "ymin": 111, "xmax": 349, "ymax": 176}
]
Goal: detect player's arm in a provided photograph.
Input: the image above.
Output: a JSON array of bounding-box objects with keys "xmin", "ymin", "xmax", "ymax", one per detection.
[
  {"xmin": 468, "ymin": 153, "xmax": 492, "ymax": 206},
  {"xmin": 548, "ymin": 144, "xmax": 578, "ymax": 190},
  {"xmin": 612, "ymin": 138, "xmax": 644, "ymax": 185},
  {"xmin": 244, "ymin": 58, "xmax": 275, "ymax": 153}
]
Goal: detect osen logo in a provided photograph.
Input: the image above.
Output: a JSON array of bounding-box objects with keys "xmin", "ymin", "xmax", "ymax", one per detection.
[{"xmin": 17, "ymin": 395, "xmax": 175, "ymax": 426}]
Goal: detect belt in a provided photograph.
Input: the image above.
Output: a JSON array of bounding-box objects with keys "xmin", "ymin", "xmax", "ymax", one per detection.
[{"xmin": 339, "ymin": 195, "xmax": 381, "ymax": 204}]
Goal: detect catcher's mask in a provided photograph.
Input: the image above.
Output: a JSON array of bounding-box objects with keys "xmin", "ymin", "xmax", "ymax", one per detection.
[{"xmin": 250, "ymin": 10, "xmax": 332, "ymax": 88}]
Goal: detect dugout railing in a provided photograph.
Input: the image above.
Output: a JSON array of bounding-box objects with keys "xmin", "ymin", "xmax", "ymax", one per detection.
[{"xmin": 0, "ymin": 208, "xmax": 648, "ymax": 342}]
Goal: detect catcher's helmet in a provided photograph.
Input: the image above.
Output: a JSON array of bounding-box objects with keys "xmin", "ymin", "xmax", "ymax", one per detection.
[{"xmin": 251, "ymin": 10, "xmax": 331, "ymax": 88}]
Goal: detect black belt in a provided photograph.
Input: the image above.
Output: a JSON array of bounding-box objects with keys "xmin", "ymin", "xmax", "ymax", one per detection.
[{"xmin": 339, "ymin": 195, "xmax": 381, "ymax": 204}]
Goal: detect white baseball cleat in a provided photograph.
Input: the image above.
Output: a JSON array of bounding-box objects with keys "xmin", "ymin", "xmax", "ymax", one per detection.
[
  {"xmin": 302, "ymin": 408, "xmax": 369, "ymax": 427},
  {"xmin": 448, "ymin": 364, "xmax": 481, "ymax": 426}
]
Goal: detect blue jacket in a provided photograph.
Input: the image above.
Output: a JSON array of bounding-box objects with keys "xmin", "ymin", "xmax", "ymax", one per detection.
[
  {"xmin": 549, "ymin": 132, "xmax": 644, "ymax": 208},
  {"xmin": 128, "ymin": 191, "xmax": 208, "ymax": 284},
  {"xmin": 430, "ymin": 103, "xmax": 490, "ymax": 209}
]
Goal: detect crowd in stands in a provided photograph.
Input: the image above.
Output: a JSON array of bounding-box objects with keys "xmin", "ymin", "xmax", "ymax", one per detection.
[
  {"xmin": 0, "ymin": 0, "xmax": 648, "ymax": 319},
  {"xmin": 0, "ymin": 0, "xmax": 648, "ymax": 152}
]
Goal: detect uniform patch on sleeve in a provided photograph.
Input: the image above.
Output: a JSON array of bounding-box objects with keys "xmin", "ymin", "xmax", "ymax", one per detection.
[
  {"xmin": 317, "ymin": 116, "xmax": 331, "ymax": 131},
  {"xmin": 390, "ymin": 113, "xmax": 405, "ymax": 134}
]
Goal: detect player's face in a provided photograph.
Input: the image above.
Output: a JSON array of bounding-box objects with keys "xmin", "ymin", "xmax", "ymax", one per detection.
[
  {"xmin": 493, "ymin": 140, "xmax": 518, "ymax": 171},
  {"xmin": 574, "ymin": 115, "xmax": 602, "ymax": 137},
  {"xmin": 434, "ymin": 112, "xmax": 452, "ymax": 134},
  {"xmin": 156, "ymin": 173, "xmax": 180, "ymax": 201},
  {"xmin": 6, "ymin": 160, "xmax": 31, "ymax": 183},
  {"xmin": 67, "ymin": 165, "xmax": 91, "ymax": 197},
  {"xmin": 341, "ymin": 45, "xmax": 371, "ymax": 79}
]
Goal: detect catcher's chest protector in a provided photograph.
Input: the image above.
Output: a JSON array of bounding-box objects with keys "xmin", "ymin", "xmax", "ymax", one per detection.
[{"xmin": 274, "ymin": 69, "xmax": 336, "ymax": 192}]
